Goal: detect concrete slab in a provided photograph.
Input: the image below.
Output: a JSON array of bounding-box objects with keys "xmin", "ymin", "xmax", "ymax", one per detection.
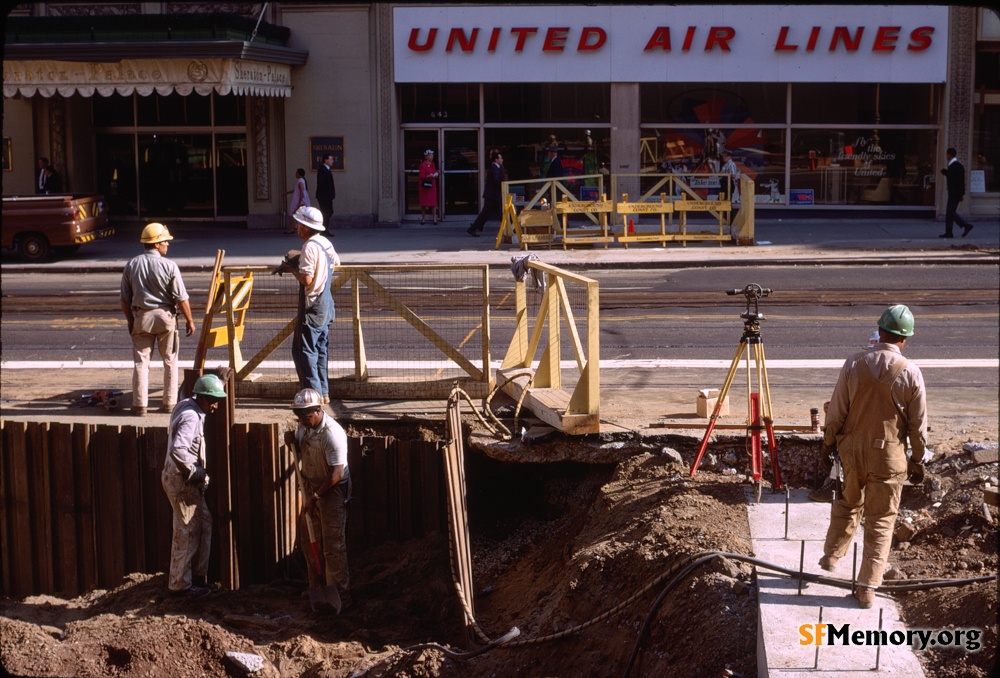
[{"xmin": 747, "ymin": 488, "xmax": 925, "ymax": 677}]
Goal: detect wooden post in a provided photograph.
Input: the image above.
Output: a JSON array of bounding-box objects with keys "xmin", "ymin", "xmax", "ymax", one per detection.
[{"xmin": 194, "ymin": 249, "xmax": 225, "ymax": 371}]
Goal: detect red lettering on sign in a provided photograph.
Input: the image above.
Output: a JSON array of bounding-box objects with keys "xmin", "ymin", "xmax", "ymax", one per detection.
[
  {"xmin": 510, "ymin": 27, "xmax": 538, "ymax": 51},
  {"xmin": 907, "ymin": 26, "xmax": 933, "ymax": 51},
  {"xmin": 446, "ymin": 27, "xmax": 479, "ymax": 52},
  {"xmin": 829, "ymin": 26, "xmax": 864, "ymax": 51},
  {"xmin": 705, "ymin": 26, "xmax": 735, "ymax": 51},
  {"xmin": 872, "ymin": 26, "xmax": 900, "ymax": 51},
  {"xmin": 488, "ymin": 27, "xmax": 501, "ymax": 52},
  {"xmin": 644, "ymin": 26, "xmax": 671, "ymax": 51},
  {"xmin": 543, "ymin": 27, "xmax": 570, "ymax": 51},
  {"xmin": 806, "ymin": 26, "xmax": 821, "ymax": 51},
  {"xmin": 774, "ymin": 26, "xmax": 797, "ymax": 51},
  {"xmin": 408, "ymin": 27, "xmax": 437, "ymax": 52},
  {"xmin": 682, "ymin": 26, "xmax": 696, "ymax": 51},
  {"xmin": 579, "ymin": 26, "xmax": 607, "ymax": 51}
]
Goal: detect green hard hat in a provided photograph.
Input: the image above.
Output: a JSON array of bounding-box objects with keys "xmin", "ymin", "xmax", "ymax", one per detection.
[
  {"xmin": 877, "ymin": 305, "xmax": 914, "ymax": 337},
  {"xmin": 193, "ymin": 374, "xmax": 227, "ymax": 399}
]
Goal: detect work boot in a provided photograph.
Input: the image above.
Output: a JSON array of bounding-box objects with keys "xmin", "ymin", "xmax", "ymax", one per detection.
[
  {"xmin": 169, "ymin": 585, "xmax": 212, "ymax": 599},
  {"xmin": 853, "ymin": 586, "xmax": 875, "ymax": 609},
  {"xmin": 338, "ymin": 587, "xmax": 353, "ymax": 611},
  {"xmin": 818, "ymin": 555, "xmax": 839, "ymax": 572},
  {"xmin": 808, "ymin": 479, "xmax": 835, "ymax": 503}
]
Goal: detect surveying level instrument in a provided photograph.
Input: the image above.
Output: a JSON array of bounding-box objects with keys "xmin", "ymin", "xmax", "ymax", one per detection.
[{"xmin": 689, "ymin": 283, "xmax": 784, "ymax": 503}]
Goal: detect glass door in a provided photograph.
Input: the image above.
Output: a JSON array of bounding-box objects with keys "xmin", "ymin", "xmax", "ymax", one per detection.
[
  {"xmin": 403, "ymin": 130, "xmax": 438, "ymax": 218},
  {"xmin": 442, "ymin": 129, "xmax": 479, "ymax": 216}
]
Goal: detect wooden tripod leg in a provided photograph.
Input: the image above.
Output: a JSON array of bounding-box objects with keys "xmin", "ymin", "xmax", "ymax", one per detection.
[
  {"xmin": 757, "ymin": 340, "xmax": 783, "ymax": 489},
  {"xmin": 689, "ymin": 340, "xmax": 747, "ymax": 477}
]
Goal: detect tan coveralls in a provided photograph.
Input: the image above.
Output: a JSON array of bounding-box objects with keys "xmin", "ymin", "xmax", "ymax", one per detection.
[
  {"xmin": 297, "ymin": 414, "xmax": 350, "ymax": 591},
  {"xmin": 822, "ymin": 343, "xmax": 927, "ymax": 588}
]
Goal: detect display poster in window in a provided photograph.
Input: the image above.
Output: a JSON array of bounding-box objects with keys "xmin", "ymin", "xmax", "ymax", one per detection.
[
  {"xmin": 310, "ymin": 137, "xmax": 345, "ymax": 172},
  {"xmin": 969, "ymin": 170, "xmax": 986, "ymax": 194},
  {"xmin": 789, "ymin": 189, "xmax": 814, "ymax": 205}
]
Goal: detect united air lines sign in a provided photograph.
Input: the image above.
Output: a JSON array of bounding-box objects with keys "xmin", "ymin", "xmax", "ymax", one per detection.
[{"xmin": 393, "ymin": 5, "xmax": 948, "ymax": 83}]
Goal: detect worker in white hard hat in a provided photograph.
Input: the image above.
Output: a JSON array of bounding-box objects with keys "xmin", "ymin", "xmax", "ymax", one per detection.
[
  {"xmin": 284, "ymin": 388, "xmax": 352, "ymax": 610},
  {"xmin": 162, "ymin": 374, "xmax": 227, "ymax": 597},
  {"xmin": 278, "ymin": 206, "xmax": 341, "ymax": 403},
  {"xmin": 817, "ymin": 305, "xmax": 927, "ymax": 609},
  {"xmin": 120, "ymin": 223, "xmax": 195, "ymax": 416}
]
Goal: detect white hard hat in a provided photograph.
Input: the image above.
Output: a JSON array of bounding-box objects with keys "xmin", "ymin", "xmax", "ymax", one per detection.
[
  {"xmin": 292, "ymin": 388, "xmax": 323, "ymax": 410},
  {"xmin": 292, "ymin": 206, "xmax": 326, "ymax": 231}
]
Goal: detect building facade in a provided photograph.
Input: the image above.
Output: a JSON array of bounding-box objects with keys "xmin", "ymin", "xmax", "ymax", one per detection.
[{"xmin": 3, "ymin": 4, "xmax": 996, "ymax": 228}]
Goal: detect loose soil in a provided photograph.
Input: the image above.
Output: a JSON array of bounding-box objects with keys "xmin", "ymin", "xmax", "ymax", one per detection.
[{"xmin": 2, "ymin": 416, "xmax": 996, "ymax": 678}]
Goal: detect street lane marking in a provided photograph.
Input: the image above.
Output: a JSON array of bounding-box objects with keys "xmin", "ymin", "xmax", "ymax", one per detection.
[{"xmin": 2, "ymin": 359, "xmax": 996, "ymax": 370}]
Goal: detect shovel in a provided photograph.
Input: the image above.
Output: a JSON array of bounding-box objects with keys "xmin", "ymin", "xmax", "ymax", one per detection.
[{"xmin": 290, "ymin": 438, "xmax": 342, "ymax": 614}]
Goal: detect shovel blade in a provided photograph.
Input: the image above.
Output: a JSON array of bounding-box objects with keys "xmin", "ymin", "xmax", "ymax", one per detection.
[
  {"xmin": 324, "ymin": 584, "xmax": 342, "ymax": 615},
  {"xmin": 307, "ymin": 587, "xmax": 326, "ymax": 612}
]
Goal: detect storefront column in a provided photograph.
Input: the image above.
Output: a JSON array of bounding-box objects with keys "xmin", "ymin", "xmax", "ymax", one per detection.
[
  {"xmin": 943, "ymin": 5, "xmax": 976, "ymax": 218},
  {"xmin": 374, "ymin": 3, "xmax": 400, "ymax": 224},
  {"xmin": 611, "ymin": 82, "xmax": 640, "ymax": 202}
]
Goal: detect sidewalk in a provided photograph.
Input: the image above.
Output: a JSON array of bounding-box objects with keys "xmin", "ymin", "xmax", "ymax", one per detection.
[{"xmin": 2, "ymin": 216, "xmax": 997, "ymax": 273}]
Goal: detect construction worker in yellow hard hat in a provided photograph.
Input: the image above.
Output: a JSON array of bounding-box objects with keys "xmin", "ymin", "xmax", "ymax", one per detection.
[{"xmin": 120, "ymin": 222, "xmax": 194, "ymax": 416}]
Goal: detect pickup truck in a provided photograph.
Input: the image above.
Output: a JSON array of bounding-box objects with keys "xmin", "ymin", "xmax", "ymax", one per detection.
[{"xmin": 2, "ymin": 194, "xmax": 114, "ymax": 262}]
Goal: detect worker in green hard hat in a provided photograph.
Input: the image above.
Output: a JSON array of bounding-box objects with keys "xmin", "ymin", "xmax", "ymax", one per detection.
[
  {"xmin": 817, "ymin": 304, "xmax": 927, "ymax": 609},
  {"xmin": 161, "ymin": 373, "xmax": 227, "ymax": 597}
]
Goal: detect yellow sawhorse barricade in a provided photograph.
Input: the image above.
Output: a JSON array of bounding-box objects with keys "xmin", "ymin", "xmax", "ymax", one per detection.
[
  {"xmin": 554, "ymin": 194, "xmax": 615, "ymax": 250},
  {"xmin": 615, "ymin": 193, "xmax": 676, "ymax": 248}
]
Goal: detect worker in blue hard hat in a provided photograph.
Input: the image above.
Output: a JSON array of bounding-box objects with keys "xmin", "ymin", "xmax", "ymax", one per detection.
[{"xmin": 817, "ymin": 305, "xmax": 927, "ymax": 609}]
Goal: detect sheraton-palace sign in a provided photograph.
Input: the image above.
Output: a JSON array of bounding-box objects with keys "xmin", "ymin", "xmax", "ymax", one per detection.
[{"xmin": 394, "ymin": 5, "xmax": 948, "ymax": 84}]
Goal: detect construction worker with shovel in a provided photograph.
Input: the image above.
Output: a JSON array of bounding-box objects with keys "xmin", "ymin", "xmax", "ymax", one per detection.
[{"xmin": 285, "ymin": 388, "xmax": 352, "ymax": 613}]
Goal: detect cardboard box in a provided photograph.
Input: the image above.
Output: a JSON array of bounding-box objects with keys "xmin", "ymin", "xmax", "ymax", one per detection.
[{"xmin": 696, "ymin": 389, "xmax": 729, "ymax": 418}]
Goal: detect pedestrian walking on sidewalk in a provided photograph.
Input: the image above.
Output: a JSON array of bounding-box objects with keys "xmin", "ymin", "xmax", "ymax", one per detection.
[
  {"xmin": 279, "ymin": 206, "xmax": 340, "ymax": 402},
  {"xmin": 120, "ymin": 223, "xmax": 195, "ymax": 415},
  {"xmin": 315, "ymin": 154, "xmax": 336, "ymax": 233},
  {"xmin": 940, "ymin": 147, "xmax": 974, "ymax": 238},
  {"xmin": 285, "ymin": 388, "xmax": 352, "ymax": 611},
  {"xmin": 817, "ymin": 305, "xmax": 928, "ymax": 609},
  {"xmin": 161, "ymin": 374, "xmax": 226, "ymax": 597},
  {"xmin": 468, "ymin": 149, "xmax": 506, "ymax": 237},
  {"xmin": 285, "ymin": 168, "xmax": 310, "ymax": 233}
]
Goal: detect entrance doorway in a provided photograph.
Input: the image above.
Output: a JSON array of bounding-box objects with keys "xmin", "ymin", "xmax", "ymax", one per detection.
[{"xmin": 403, "ymin": 129, "xmax": 480, "ymax": 219}]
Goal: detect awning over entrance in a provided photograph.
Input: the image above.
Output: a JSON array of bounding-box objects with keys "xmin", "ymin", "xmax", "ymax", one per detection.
[{"xmin": 3, "ymin": 57, "xmax": 293, "ymax": 98}]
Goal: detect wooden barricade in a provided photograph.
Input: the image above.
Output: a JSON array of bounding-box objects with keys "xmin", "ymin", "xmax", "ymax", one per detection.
[
  {"xmin": 0, "ymin": 419, "xmax": 447, "ymax": 597},
  {"xmin": 615, "ymin": 192, "xmax": 676, "ymax": 248},
  {"xmin": 554, "ymin": 194, "xmax": 615, "ymax": 249}
]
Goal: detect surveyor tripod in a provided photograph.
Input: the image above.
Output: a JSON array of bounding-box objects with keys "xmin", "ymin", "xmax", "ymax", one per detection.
[{"xmin": 688, "ymin": 284, "xmax": 784, "ymax": 503}]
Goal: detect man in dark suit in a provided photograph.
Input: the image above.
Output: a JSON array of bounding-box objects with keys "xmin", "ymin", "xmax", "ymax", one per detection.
[
  {"xmin": 543, "ymin": 146, "xmax": 564, "ymax": 179},
  {"xmin": 939, "ymin": 147, "xmax": 973, "ymax": 238},
  {"xmin": 468, "ymin": 150, "xmax": 505, "ymax": 236},
  {"xmin": 315, "ymin": 154, "xmax": 336, "ymax": 232}
]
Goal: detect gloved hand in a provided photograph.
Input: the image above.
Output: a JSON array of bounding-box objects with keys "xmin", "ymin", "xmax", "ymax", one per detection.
[
  {"xmin": 198, "ymin": 473, "xmax": 211, "ymax": 493},
  {"xmin": 906, "ymin": 460, "xmax": 924, "ymax": 485},
  {"xmin": 186, "ymin": 466, "xmax": 207, "ymax": 487}
]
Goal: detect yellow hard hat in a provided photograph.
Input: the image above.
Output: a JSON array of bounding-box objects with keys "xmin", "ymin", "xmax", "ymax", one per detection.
[{"xmin": 140, "ymin": 222, "xmax": 173, "ymax": 244}]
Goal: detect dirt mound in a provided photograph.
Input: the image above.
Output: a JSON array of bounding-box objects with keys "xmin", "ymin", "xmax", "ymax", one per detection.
[{"xmin": 1, "ymin": 433, "xmax": 996, "ymax": 678}]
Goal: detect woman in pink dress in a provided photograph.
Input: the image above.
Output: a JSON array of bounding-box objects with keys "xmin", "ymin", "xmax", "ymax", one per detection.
[
  {"xmin": 285, "ymin": 168, "xmax": 310, "ymax": 233},
  {"xmin": 418, "ymin": 149, "xmax": 439, "ymax": 224}
]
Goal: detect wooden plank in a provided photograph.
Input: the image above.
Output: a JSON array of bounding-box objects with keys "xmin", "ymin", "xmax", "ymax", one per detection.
[
  {"xmin": 207, "ymin": 396, "xmax": 234, "ymax": 589},
  {"xmin": 396, "ymin": 439, "xmax": 413, "ymax": 541},
  {"xmin": 48, "ymin": 423, "xmax": 78, "ymax": 596},
  {"xmin": 419, "ymin": 440, "xmax": 443, "ymax": 536},
  {"xmin": 28, "ymin": 422, "xmax": 54, "ymax": 594},
  {"xmin": 0, "ymin": 421, "xmax": 10, "ymax": 595},
  {"xmin": 91, "ymin": 425, "xmax": 125, "ymax": 589},
  {"xmin": 387, "ymin": 438, "xmax": 400, "ymax": 541},
  {"xmin": 139, "ymin": 427, "xmax": 173, "ymax": 576},
  {"xmin": 231, "ymin": 424, "xmax": 252, "ymax": 589},
  {"xmin": 360, "ymin": 437, "xmax": 377, "ymax": 542},
  {"xmin": 371, "ymin": 437, "xmax": 389, "ymax": 542},
  {"xmin": 5, "ymin": 421, "xmax": 34, "ymax": 596},
  {"xmin": 73, "ymin": 424, "xmax": 97, "ymax": 592},
  {"xmin": 346, "ymin": 437, "xmax": 363, "ymax": 550},
  {"xmin": 119, "ymin": 426, "xmax": 145, "ymax": 576},
  {"xmin": 246, "ymin": 423, "xmax": 267, "ymax": 585},
  {"xmin": 259, "ymin": 423, "xmax": 278, "ymax": 584}
]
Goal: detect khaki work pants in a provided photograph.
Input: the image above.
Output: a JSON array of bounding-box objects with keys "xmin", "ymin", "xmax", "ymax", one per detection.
[
  {"xmin": 131, "ymin": 307, "xmax": 179, "ymax": 409},
  {"xmin": 299, "ymin": 481, "xmax": 350, "ymax": 591},
  {"xmin": 162, "ymin": 466, "xmax": 212, "ymax": 592}
]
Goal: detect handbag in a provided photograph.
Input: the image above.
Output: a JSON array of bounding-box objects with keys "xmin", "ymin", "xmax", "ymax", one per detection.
[{"xmin": 421, "ymin": 179, "xmax": 433, "ymax": 188}]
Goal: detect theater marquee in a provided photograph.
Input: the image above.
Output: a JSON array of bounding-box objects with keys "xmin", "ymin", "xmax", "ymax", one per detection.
[{"xmin": 393, "ymin": 5, "xmax": 948, "ymax": 83}]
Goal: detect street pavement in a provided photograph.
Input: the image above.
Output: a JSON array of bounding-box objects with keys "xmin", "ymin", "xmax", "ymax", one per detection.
[{"xmin": 1, "ymin": 214, "xmax": 998, "ymax": 273}]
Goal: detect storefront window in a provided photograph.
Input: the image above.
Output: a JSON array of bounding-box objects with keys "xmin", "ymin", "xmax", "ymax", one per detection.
[
  {"xmin": 214, "ymin": 95, "xmax": 246, "ymax": 126},
  {"xmin": 792, "ymin": 84, "xmax": 939, "ymax": 125},
  {"xmin": 484, "ymin": 127, "xmax": 610, "ymax": 197},
  {"xmin": 137, "ymin": 133, "xmax": 214, "ymax": 217},
  {"xmin": 484, "ymin": 83, "xmax": 610, "ymax": 123},
  {"xmin": 640, "ymin": 83, "xmax": 787, "ymax": 124},
  {"xmin": 93, "ymin": 95, "xmax": 135, "ymax": 126},
  {"xmin": 136, "ymin": 92, "xmax": 211, "ymax": 126},
  {"xmin": 973, "ymin": 41, "xmax": 999, "ymax": 192},
  {"xmin": 789, "ymin": 128, "xmax": 937, "ymax": 206},
  {"xmin": 399, "ymin": 83, "xmax": 479, "ymax": 123},
  {"xmin": 639, "ymin": 127, "xmax": 785, "ymax": 204}
]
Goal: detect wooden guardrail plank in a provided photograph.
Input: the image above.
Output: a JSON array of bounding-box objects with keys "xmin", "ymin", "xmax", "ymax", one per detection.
[
  {"xmin": 49, "ymin": 423, "xmax": 78, "ymax": 596},
  {"xmin": 119, "ymin": 425, "xmax": 145, "ymax": 576},
  {"xmin": 0, "ymin": 422, "xmax": 10, "ymax": 594},
  {"xmin": 28, "ymin": 422, "xmax": 55, "ymax": 594},
  {"xmin": 4, "ymin": 421, "xmax": 34, "ymax": 596},
  {"xmin": 73, "ymin": 424, "xmax": 97, "ymax": 592}
]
